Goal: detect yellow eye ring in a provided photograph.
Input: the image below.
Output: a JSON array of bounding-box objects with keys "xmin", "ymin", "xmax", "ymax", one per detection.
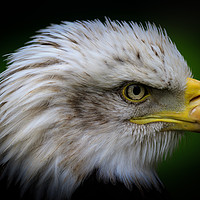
[{"xmin": 122, "ymin": 83, "xmax": 150, "ymax": 102}]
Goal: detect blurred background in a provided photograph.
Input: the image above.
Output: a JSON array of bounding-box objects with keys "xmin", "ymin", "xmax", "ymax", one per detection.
[{"xmin": 0, "ymin": 1, "xmax": 200, "ymax": 199}]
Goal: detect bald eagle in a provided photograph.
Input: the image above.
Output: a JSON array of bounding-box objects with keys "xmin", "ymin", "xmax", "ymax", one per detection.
[{"xmin": 0, "ymin": 19, "xmax": 200, "ymax": 199}]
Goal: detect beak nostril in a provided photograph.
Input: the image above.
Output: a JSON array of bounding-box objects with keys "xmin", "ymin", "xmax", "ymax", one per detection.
[
  {"xmin": 190, "ymin": 105, "xmax": 200, "ymax": 122},
  {"xmin": 189, "ymin": 95, "xmax": 200, "ymax": 103}
]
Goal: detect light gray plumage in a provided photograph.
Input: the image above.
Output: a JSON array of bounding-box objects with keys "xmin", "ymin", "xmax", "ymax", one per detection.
[{"xmin": 0, "ymin": 19, "xmax": 195, "ymax": 199}]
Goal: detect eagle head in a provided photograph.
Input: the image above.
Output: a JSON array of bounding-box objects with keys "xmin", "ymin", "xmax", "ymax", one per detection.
[{"xmin": 0, "ymin": 19, "xmax": 199, "ymax": 199}]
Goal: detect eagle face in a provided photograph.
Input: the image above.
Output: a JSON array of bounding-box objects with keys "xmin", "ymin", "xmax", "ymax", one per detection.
[{"xmin": 0, "ymin": 20, "xmax": 199, "ymax": 199}]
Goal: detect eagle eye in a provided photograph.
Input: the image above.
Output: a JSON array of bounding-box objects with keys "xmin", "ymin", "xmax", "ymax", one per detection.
[{"xmin": 122, "ymin": 83, "xmax": 150, "ymax": 102}]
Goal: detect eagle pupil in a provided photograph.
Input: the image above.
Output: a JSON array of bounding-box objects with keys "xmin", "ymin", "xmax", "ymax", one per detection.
[{"xmin": 132, "ymin": 85, "xmax": 141, "ymax": 95}]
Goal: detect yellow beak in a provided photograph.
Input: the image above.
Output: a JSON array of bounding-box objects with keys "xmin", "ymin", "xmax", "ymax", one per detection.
[{"xmin": 130, "ymin": 78, "xmax": 200, "ymax": 132}]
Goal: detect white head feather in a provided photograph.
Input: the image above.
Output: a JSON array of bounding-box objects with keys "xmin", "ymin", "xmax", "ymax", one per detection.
[{"xmin": 0, "ymin": 19, "xmax": 191, "ymax": 199}]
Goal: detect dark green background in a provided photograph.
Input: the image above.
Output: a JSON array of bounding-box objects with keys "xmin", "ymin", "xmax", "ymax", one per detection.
[{"xmin": 0, "ymin": 2, "xmax": 200, "ymax": 199}]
